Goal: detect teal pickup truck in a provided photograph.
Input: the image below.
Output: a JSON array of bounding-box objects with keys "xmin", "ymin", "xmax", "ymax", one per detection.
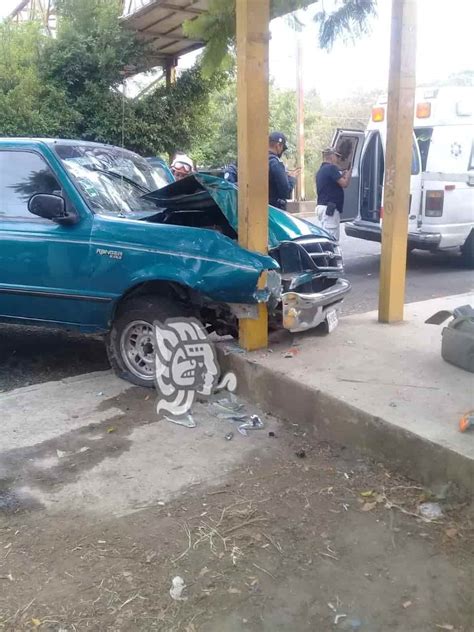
[{"xmin": 0, "ymin": 138, "xmax": 350, "ymax": 386}]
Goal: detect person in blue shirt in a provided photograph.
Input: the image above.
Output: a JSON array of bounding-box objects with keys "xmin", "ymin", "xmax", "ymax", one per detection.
[
  {"xmin": 268, "ymin": 131, "xmax": 299, "ymax": 210},
  {"xmin": 315, "ymin": 147, "xmax": 351, "ymax": 240},
  {"xmin": 224, "ymin": 132, "xmax": 299, "ymax": 211}
]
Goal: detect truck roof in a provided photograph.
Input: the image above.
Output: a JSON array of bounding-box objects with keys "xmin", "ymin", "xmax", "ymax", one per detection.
[
  {"xmin": 0, "ymin": 138, "xmax": 116, "ymax": 148},
  {"xmin": 369, "ymin": 86, "xmax": 474, "ymax": 129}
]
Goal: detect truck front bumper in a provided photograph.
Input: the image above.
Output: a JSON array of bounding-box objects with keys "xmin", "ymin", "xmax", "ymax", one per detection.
[
  {"xmin": 345, "ymin": 222, "xmax": 442, "ymax": 250},
  {"xmin": 282, "ymin": 278, "xmax": 351, "ymax": 333}
]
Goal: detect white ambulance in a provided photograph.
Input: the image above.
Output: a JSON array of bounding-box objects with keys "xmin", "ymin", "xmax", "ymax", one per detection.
[{"xmin": 337, "ymin": 86, "xmax": 474, "ymax": 266}]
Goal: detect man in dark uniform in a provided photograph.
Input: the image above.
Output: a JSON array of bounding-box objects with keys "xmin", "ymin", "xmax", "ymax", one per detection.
[
  {"xmin": 268, "ymin": 131, "xmax": 299, "ymax": 210},
  {"xmin": 315, "ymin": 147, "xmax": 351, "ymax": 240},
  {"xmin": 222, "ymin": 132, "xmax": 298, "ymax": 210}
]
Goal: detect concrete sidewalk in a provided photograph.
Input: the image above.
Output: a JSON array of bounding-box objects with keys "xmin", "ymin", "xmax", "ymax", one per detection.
[{"xmin": 219, "ymin": 293, "xmax": 474, "ymax": 494}]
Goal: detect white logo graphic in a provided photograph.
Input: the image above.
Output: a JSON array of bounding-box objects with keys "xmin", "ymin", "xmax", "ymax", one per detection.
[{"xmin": 154, "ymin": 318, "xmax": 237, "ymax": 418}]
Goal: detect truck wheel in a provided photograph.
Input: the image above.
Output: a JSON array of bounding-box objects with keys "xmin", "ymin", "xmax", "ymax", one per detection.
[
  {"xmin": 106, "ymin": 295, "xmax": 190, "ymax": 388},
  {"xmin": 461, "ymin": 231, "xmax": 474, "ymax": 268}
]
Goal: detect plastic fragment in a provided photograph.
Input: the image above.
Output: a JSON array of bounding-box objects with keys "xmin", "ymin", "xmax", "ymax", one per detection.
[
  {"xmin": 459, "ymin": 411, "xmax": 474, "ymax": 432},
  {"xmin": 238, "ymin": 415, "xmax": 264, "ymax": 436},
  {"xmin": 225, "ymin": 432, "xmax": 234, "ymax": 441},
  {"xmin": 169, "ymin": 576, "xmax": 187, "ymax": 601},
  {"xmin": 164, "ymin": 414, "xmax": 196, "ymax": 428},
  {"xmin": 334, "ymin": 614, "xmax": 347, "ymax": 624},
  {"xmin": 418, "ymin": 502, "xmax": 443, "ymax": 520}
]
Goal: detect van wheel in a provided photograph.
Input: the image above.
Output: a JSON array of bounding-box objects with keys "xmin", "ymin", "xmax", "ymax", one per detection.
[
  {"xmin": 106, "ymin": 295, "xmax": 190, "ymax": 388},
  {"xmin": 461, "ymin": 231, "xmax": 474, "ymax": 268}
]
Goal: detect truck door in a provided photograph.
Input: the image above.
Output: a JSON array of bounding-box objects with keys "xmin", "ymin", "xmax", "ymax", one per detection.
[
  {"xmin": 407, "ymin": 134, "xmax": 423, "ymax": 233},
  {"xmin": 359, "ymin": 130, "xmax": 384, "ymax": 224},
  {"xmin": 0, "ymin": 148, "xmax": 97, "ymax": 327},
  {"xmin": 331, "ymin": 129, "xmax": 365, "ymax": 221}
]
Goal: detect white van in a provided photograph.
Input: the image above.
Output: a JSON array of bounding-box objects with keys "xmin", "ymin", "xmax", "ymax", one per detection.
[{"xmin": 337, "ymin": 86, "xmax": 474, "ymax": 266}]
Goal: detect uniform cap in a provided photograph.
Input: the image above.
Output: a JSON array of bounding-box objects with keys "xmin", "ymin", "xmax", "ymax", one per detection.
[{"xmin": 269, "ymin": 131, "xmax": 288, "ymax": 150}]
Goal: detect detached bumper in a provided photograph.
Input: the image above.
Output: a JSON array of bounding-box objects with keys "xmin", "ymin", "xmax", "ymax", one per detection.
[
  {"xmin": 345, "ymin": 222, "xmax": 442, "ymax": 250},
  {"xmin": 282, "ymin": 278, "xmax": 351, "ymax": 333}
]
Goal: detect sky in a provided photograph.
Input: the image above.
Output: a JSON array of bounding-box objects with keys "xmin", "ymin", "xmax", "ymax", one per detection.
[{"xmin": 1, "ymin": 0, "xmax": 473, "ymax": 101}]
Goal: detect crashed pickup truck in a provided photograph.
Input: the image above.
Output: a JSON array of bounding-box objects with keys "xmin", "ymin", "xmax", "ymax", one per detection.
[{"xmin": 0, "ymin": 139, "xmax": 350, "ymax": 386}]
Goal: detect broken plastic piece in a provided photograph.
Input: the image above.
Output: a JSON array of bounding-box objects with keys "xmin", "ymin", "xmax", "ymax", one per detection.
[
  {"xmin": 459, "ymin": 411, "xmax": 474, "ymax": 432},
  {"xmin": 164, "ymin": 414, "xmax": 196, "ymax": 428},
  {"xmin": 418, "ymin": 501, "xmax": 443, "ymax": 521},
  {"xmin": 237, "ymin": 414, "xmax": 264, "ymax": 436},
  {"xmin": 169, "ymin": 576, "xmax": 187, "ymax": 601},
  {"xmin": 213, "ymin": 399, "xmax": 244, "ymax": 414}
]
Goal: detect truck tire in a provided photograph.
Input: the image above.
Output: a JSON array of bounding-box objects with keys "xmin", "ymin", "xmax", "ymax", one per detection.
[
  {"xmin": 461, "ymin": 230, "xmax": 474, "ymax": 268},
  {"xmin": 106, "ymin": 295, "xmax": 190, "ymax": 388}
]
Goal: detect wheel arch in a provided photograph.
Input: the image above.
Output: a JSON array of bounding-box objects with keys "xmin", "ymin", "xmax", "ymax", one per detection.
[{"xmin": 110, "ymin": 280, "xmax": 195, "ymax": 323}]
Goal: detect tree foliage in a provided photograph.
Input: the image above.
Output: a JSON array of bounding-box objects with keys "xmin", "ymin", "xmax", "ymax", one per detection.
[
  {"xmin": 185, "ymin": 0, "xmax": 377, "ymax": 76},
  {"xmin": 189, "ymin": 75, "xmax": 377, "ymax": 198},
  {"xmin": 0, "ymin": 0, "xmax": 226, "ymax": 156}
]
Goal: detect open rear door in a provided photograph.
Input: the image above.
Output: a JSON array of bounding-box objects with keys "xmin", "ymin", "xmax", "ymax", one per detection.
[{"xmin": 331, "ymin": 128, "xmax": 365, "ymax": 221}]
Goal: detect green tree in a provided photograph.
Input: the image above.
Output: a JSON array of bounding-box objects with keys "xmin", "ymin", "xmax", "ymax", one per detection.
[
  {"xmin": 185, "ymin": 0, "xmax": 377, "ymax": 76},
  {"xmin": 0, "ymin": 0, "xmax": 227, "ymax": 157}
]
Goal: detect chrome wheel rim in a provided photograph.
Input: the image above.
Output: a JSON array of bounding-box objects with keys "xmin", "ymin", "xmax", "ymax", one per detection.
[{"xmin": 120, "ymin": 320, "xmax": 156, "ymax": 381}]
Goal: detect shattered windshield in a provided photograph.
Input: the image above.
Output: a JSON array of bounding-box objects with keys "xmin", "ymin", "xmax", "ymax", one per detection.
[{"xmin": 55, "ymin": 144, "xmax": 168, "ymax": 215}]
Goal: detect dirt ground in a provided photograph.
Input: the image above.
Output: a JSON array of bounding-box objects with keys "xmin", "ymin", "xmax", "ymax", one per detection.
[{"xmin": 0, "ymin": 401, "xmax": 472, "ymax": 632}]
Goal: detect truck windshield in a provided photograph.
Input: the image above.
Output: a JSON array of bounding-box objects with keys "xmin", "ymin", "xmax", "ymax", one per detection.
[{"xmin": 55, "ymin": 144, "xmax": 167, "ymax": 215}]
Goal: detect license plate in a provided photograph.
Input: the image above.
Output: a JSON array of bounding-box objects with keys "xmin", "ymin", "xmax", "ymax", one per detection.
[{"xmin": 326, "ymin": 309, "xmax": 338, "ymax": 333}]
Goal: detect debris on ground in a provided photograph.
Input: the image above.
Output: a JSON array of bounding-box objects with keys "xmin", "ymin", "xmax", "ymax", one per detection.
[
  {"xmin": 238, "ymin": 414, "xmax": 264, "ymax": 436},
  {"xmin": 163, "ymin": 414, "xmax": 196, "ymax": 428},
  {"xmin": 295, "ymin": 448, "xmax": 306, "ymax": 458},
  {"xmin": 459, "ymin": 410, "xmax": 474, "ymax": 432},
  {"xmin": 283, "ymin": 347, "xmax": 299, "ymax": 358},
  {"xmin": 225, "ymin": 432, "xmax": 234, "ymax": 441},
  {"xmin": 169, "ymin": 576, "xmax": 187, "ymax": 601},
  {"xmin": 418, "ymin": 502, "xmax": 444, "ymax": 521}
]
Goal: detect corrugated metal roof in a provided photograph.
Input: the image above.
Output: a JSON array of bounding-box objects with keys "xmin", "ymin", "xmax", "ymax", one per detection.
[{"xmin": 121, "ymin": 0, "xmax": 208, "ymax": 65}]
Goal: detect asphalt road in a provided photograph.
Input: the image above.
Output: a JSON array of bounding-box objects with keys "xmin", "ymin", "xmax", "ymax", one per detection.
[
  {"xmin": 0, "ymin": 231, "xmax": 472, "ymax": 391},
  {"xmin": 339, "ymin": 229, "xmax": 473, "ymax": 315}
]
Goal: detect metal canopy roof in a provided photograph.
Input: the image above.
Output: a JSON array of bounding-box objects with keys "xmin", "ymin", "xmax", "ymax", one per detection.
[{"xmin": 121, "ymin": 0, "xmax": 209, "ymax": 65}]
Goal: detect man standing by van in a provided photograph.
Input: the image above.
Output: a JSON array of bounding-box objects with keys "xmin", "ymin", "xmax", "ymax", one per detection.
[
  {"xmin": 315, "ymin": 147, "xmax": 351, "ymax": 240},
  {"xmin": 268, "ymin": 132, "xmax": 299, "ymax": 210}
]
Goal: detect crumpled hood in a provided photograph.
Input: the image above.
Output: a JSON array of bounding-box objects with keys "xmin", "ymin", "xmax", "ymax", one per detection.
[{"xmin": 142, "ymin": 173, "xmax": 329, "ymax": 249}]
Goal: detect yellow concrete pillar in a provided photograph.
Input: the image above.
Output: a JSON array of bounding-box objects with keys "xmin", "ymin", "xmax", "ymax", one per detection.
[
  {"xmin": 378, "ymin": 0, "xmax": 417, "ymax": 322},
  {"xmin": 236, "ymin": 0, "xmax": 270, "ymax": 350}
]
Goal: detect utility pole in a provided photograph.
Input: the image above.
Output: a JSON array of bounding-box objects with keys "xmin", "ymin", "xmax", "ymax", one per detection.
[
  {"xmin": 296, "ymin": 33, "xmax": 305, "ymax": 200},
  {"xmin": 236, "ymin": 0, "xmax": 270, "ymax": 350},
  {"xmin": 378, "ymin": 0, "xmax": 417, "ymax": 322}
]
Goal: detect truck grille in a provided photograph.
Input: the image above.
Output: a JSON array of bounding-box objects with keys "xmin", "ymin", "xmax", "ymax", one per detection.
[
  {"xmin": 272, "ymin": 237, "xmax": 343, "ymax": 275},
  {"xmin": 294, "ymin": 237, "xmax": 343, "ymax": 272}
]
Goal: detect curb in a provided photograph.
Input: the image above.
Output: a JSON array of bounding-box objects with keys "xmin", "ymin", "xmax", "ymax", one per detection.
[{"xmin": 218, "ymin": 348, "xmax": 474, "ymax": 497}]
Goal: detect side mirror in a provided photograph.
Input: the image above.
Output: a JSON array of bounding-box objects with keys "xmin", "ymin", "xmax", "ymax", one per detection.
[{"xmin": 28, "ymin": 194, "xmax": 77, "ymax": 225}]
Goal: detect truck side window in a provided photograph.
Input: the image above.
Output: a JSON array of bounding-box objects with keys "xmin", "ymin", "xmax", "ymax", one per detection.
[
  {"xmin": 414, "ymin": 127, "xmax": 433, "ymax": 172},
  {"xmin": 0, "ymin": 151, "xmax": 62, "ymax": 220}
]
